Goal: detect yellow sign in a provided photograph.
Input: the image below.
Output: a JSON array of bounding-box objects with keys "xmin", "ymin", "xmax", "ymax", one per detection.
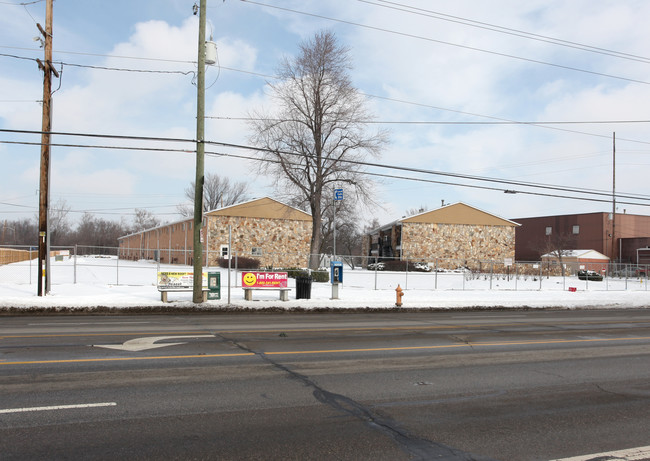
[{"xmin": 157, "ymin": 271, "xmax": 207, "ymax": 289}]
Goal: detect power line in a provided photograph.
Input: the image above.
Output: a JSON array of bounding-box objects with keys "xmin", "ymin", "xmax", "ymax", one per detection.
[
  {"xmin": 3, "ymin": 128, "xmax": 650, "ymax": 205},
  {"xmin": 360, "ymin": 0, "xmax": 650, "ymax": 64},
  {"xmin": 360, "ymin": 93, "xmax": 650, "ymax": 146},
  {"xmin": 6, "ymin": 49, "xmax": 650, "ymax": 146},
  {"xmin": 240, "ymin": 0, "xmax": 650, "ymax": 86},
  {"xmin": 59, "ymin": 61, "xmax": 196, "ymax": 76},
  {"xmin": 0, "ymin": 0, "xmax": 45, "ymax": 5},
  {"xmin": 0, "ymin": 52, "xmax": 196, "ymax": 76},
  {"xmin": 206, "ymin": 115, "xmax": 650, "ymax": 126},
  {"xmin": 0, "ymin": 45, "xmax": 196, "ymax": 65}
]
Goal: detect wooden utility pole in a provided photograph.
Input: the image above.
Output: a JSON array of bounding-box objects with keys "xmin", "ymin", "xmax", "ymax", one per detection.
[
  {"xmin": 37, "ymin": 0, "xmax": 59, "ymax": 296},
  {"xmin": 192, "ymin": 0, "xmax": 207, "ymax": 303},
  {"xmin": 611, "ymin": 132, "xmax": 616, "ymax": 265}
]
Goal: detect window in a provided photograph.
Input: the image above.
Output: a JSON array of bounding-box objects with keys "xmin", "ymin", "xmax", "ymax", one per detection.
[
  {"xmin": 220, "ymin": 244, "xmax": 230, "ymax": 259},
  {"xmin": 251, "ymin": 247, "xmax": 262, "ymax": 256},
  {"xmin": 572, "ymin": 225, "xmax": 580, "ymax": 235},
  {"xmin": 545, "ymin": 226, "xmax": 552, "ymax": 236}
]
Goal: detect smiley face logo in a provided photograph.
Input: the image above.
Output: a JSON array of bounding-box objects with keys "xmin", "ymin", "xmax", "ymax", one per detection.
[{"xmin": 243, "ymin": 272, "xmax": 257, "ymax": 287}]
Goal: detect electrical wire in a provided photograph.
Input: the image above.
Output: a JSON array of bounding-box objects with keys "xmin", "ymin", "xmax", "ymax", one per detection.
[
  {"xmin": 239, "ymin": 0, "xmax": 650, "ymax": 86},
  {"xmin": 205, "ymin": 115, "xmax": 650, "ymax": 126},
  {"xmin": 6, "ymin": 50, "xmax": 650, "ymax": 146},
  {"xmin": 360, "ymin": 0, "xmax": 650, "ymax": 64},
  {"xmin": 2, "ymin": 128, "xmax": 649, "ymax": 205},
  {"xmin": 0, "ymin": 0, "xmax": 44, "ymax": 4},
  {"xmin": 0, "ymin": 52, "xmax": 196, "ymax": 76}
]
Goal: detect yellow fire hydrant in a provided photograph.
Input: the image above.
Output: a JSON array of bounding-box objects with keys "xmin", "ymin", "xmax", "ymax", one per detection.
[{"xmin": 395, "ymin": 284, "xmax": 404, "ymax": 307}]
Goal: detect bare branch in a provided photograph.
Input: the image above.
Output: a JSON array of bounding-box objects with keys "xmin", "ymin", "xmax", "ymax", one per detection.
[{"xmin": 248, "ymin": 31, "xmax": 388, "ymax": 268}]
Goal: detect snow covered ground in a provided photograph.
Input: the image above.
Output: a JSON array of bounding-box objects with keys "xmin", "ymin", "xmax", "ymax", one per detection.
[{"xmin": 0, "ymin": 255, "xmax": 648, "ymax": 311}]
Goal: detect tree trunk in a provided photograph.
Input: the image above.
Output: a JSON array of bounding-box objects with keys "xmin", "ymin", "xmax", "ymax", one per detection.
[{"xmin": 309, "ymin": 200, "xmax": 322, "ymax": 270}]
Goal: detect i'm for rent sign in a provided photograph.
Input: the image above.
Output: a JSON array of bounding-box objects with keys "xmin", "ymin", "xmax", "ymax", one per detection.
[{"xmin": 242, "ymin": 271, "xmax": 288, "ymax": 288}]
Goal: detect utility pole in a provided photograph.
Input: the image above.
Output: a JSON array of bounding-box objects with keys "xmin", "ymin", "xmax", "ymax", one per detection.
[
  {"xmin": 192, "ymin": 0, "xmax": 207, "ymax": 303},
  {"xmin": 611, "ymin": 132, "xmax": 616, "ymax": 265},
  {"xmin": 37, "ymin": 0, "xmax": 59, "ymax": 296}
]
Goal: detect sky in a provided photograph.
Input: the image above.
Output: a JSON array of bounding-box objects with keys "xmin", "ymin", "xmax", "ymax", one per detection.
[{"xmin": 2, "ymin": 0, "xmax": 650, "ymax": 232}]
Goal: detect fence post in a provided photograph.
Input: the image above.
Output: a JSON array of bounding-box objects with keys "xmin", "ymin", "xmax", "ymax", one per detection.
[
  {"xmin": 116, "ymin": 250, "xmax": 119, "ymax": 286},
  {"xmin": 434, "ymin": 259, "xmax": 438, "ymax": 290},
  {"xmin": 539, "ymin": 263, "xmax": 542, "ymax": 290},
  {"xmin": 515, "ymin": 263, "xmax": 518, "ymax": 291},
  {"xmin": 489, "ymin": 262, "xmax": 493, "ymax": 290},
  {"xmin": 29, "ymin": 247, "xmax": 33, "ymax": 285},
  {"xmin": 235, "ymin": 252, "xmax": 238, "ymax": 288},
  {"xmin": 405, "ymin": 256, "xmax": 408, "ymax": 290},
  {"xmin": 374, "ymin": 256, "xmax": 378, "ymax": 290},
  {"xmin": 74, "ymin": 244, "xmax": 77, "ymax": 285},
  {"xmin": 462, "ymin": 265, "xmax": 465, "ymax": 290}
]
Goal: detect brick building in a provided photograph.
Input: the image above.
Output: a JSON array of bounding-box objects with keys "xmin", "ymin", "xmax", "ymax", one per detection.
[
  {"xmin": 512, "ymin": 212, "xmax": 650, "ymax": 263},
  {"xmin": 541, "ymin": 249, "xmax": 610, "ymax": 274},
  {"xmin": 118, "ymin": 197, "xmax": 312, "ymax": 268},
  {"xmin": 363, "ymin": 202, "xmax": 519, "ymax": 267}
]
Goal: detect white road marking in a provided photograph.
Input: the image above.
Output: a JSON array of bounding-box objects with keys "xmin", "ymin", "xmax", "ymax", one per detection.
[
  {"xmin": 28, "ymin": 322, "xmax": 152, "ymax": 325},
  {"xmin": 0, "ymin": 402, "xmax": 117, "ymax": 414},
  {"xmin": 93, "ymin": 335, "xmax": 214, "ymax": 352},
  {"xmin": 550, "ymin": 445, "xmax": 650, "ymax": 461}
]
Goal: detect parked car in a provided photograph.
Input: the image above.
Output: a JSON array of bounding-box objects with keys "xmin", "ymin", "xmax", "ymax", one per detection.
[
  {"xmin": 615, "ymin": 266, "xmax": 647, "ymax": 278},
  {"xmin": 367, "ymin": 262, "xmax": 385, "ymax": 271},
  {"xmin": 413, "ymin": 262, "xmax": 432, "ymax": 272},
  {"xmin": 578, "ymin": 270, "xmax": 603, "ymax": 281}
]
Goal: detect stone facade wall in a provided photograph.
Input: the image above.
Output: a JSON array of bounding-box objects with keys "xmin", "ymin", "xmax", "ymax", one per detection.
[
  {"xmin": 207, "ymin": 216, "xmax": 312, "ymax": 268},
  {"xmin": 401, "ymin": 222, "xmax": 515, "ymax": 268}
]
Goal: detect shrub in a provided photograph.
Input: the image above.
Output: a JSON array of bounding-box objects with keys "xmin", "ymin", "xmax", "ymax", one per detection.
[
  {"xmin": 312, "ymin": 270, "xmax": 329, "ymax": 283},
  {"xmin": 282, "ymin": 268, "xmax": 329, "ymax": 283},
  {"xmin": 218, "ymin": 257, "xmax": 260, "ymax": 269},
  {"xmin": 285, "ymin": 268, "xmax": 304, "ymax": 279},
  {"xmin": 382, "ymin": 260, "xmax": 432, "ymax": 272}
]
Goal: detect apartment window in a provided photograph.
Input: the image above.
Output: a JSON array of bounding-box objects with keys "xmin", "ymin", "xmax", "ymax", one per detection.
[
  {"xmin": 572, "ymin": 225, "xmax": 580, "ymax": 235},
  {"xmin": 545, "ymin": 226, "xmax": 552, "ymax": 236},
  {"xmin": 251, "ymin": 247, "xmax": 262, "ymax": 256}
]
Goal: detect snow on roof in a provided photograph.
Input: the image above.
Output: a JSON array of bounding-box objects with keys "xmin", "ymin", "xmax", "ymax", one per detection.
[{"xmin": 542, "ymin": 249, "xmax": 609, "ymax": 260}]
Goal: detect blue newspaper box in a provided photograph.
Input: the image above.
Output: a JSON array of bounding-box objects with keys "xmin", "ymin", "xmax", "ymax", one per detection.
[{"xmin": 330, "ymin": 261, "xmax": 343, "ymax": 284}]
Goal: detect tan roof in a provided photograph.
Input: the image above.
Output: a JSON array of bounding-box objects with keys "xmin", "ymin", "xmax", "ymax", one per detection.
[
  {"xmin": 206, "ymin": 197, "xmax": 311, "ymax": 221},
  {"xmin": 400, "ymin": 202, "xmax": 519, "ymax": 227}
]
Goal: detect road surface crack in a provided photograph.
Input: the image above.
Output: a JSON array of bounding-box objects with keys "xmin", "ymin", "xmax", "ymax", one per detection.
[{"xmin": 216, "ymin": 333, "xmax": 495, "ymax": 461}]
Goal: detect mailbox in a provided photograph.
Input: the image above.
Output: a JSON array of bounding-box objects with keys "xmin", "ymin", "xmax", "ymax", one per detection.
[
  {"xmin": 330, "ymin": 261, "xmax": 343, "ymax": 284},
  {"xmin": 207, "ymin": 271, "xmax": 221, "ymax": 300}
]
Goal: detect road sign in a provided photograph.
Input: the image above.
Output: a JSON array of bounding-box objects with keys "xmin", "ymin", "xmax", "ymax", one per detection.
[{"xmin": 334, "ymin": 188, "xmax": 343, "ymax": 201}]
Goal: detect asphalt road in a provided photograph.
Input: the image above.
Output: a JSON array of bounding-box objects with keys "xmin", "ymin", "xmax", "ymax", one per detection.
[{"xmin": 1, "ymin": 309, "xmax": 650, "ymax": 460}]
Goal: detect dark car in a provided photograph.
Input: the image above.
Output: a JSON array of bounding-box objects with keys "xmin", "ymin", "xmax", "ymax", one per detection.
[{"xmin": 578, "ymin": 270, "xmax": 603, "ymax": 281}]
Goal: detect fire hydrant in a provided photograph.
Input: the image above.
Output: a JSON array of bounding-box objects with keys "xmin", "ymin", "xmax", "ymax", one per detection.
[{"xmin": 395, "ymin": 284, "xmax": 404, "ymax": 307}]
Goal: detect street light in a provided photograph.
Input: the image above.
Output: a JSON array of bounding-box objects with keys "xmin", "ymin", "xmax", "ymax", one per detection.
[{"xmin": 1, "ymin": 224, "xmax": 16, "ymax": 244}]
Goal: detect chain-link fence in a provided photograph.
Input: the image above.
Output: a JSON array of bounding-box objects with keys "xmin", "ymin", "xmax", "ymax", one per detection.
[{"xmin": 1, "ymin": 244, "xmax": 648, "ymax": 291}]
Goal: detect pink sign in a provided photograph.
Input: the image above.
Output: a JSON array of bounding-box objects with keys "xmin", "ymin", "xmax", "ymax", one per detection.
[{"xmin": 242, "ymin": 271, "xmax": 288, "ymax": 288}]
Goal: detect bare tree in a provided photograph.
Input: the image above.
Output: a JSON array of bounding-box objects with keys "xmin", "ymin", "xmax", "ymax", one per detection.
[
  {"xmin": 73, "ymin": 213, "xmax": 127, "ymax": 251},
  {"xmin": 177, "ymin": 172, "xmax": 251, "ymax": 217},
  {"xmin": 536, "ymin": 231, "xmax": 577, "ymax": 277},
  {"xmin": 48, "ymin": 198, "xmax": 71, "ymax": 245},
  {"xmin": 319, "ymin": 195, "xmax": 358, "ymax": 253},
  {"xmin": 249, "ymin": 31, "xmax": 387, "ymax": 268},
  {"xmin": 132, "ymin": 208, "xmax": 160, "ymax": 233},
  {"xmin": 405, "ymin": 205, "xmax": 428, "ymax": 217}
]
